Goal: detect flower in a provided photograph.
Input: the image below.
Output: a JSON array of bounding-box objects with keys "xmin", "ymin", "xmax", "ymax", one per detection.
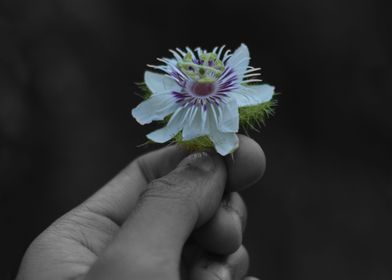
[{"xmin": 132, "ymin": 44, "xmax": 275, "ymax": 156}]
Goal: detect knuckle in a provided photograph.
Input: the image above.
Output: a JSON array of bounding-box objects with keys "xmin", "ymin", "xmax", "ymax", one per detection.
[
  {"xmin": 149, "ymin": 176, "xmax": 181, "ymax": 193},
  {"xmin": 133, "ymin": 155, "xmax": 155, "ymax": 182},
  {"xmin": 140, "ymin": 171, "xmax": 201, "ymax": 211}
]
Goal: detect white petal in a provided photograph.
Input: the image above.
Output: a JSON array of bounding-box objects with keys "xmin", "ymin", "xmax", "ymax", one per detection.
[
  {"xmin": 144, "ymin": 71, "xmax": 180, "ymax": 94},
  {"xmin": 131, "ymin": 93, "xmax": 178, "ymax": 125},
  {"xmin": 216, "ymin": 99, "xmax": 239, "ymax": 133},
  {"xmin": 182, "ymin": 106, "xmax": 209, "ymax": 140},
  {"xmin": 231, "ymin": 84, "xmax": 275, "ymax": 107},
  {"xmin": 147, "ymin": 107, "xmax": 188, "ymax": 143},
  {"xmin": 210, "ymin": 131, "xmax": 239, "ymax": 156},
  {"xmin": 205, "ymin": 106, "xmax": 239, "ymax": 155},
  {"xmin": 225, "ymin": 44, "xmax": 250, "ymax": 81}
]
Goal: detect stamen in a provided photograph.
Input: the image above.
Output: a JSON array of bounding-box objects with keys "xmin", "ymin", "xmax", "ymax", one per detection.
[
  {"xmin": 195, "ymin": 47, "xmax": 203, "ymax": 57},
  {"xmin": 222, "ymin": 50, "xmax": 232, "ymax": 62},
  {"xmin": 243, "ymin": 79, "xmax": 263, "ymax": 83},
  {"xmin": 185, "ymin": 47, "xmax": 196, "ymax": 58},
  {"xmin": 245, "ymin": 68, "xmax": 261, "ymax": 72},
  {"xmin": 176, "ymin": 48, "xmax": 186, "ymax": 56},
  {"xmin": 169, "ymin": 49, "xmax": 182, "ymax": 61},
  {"xmin": 179, "ymin": 62, "xmax": 222, "ymax": 74},
  {"xmin": 217, "ymin": 45, "xmax": 225, "ymax": 60},
  {"xmin": 243, "ymin": 73, "xmax": 261, "ymax": 78}
]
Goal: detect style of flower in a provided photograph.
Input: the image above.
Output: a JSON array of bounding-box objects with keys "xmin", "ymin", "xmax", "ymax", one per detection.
[{"xmin": 132, "ymin": 44, "xmax": 275, "ymax": 156}]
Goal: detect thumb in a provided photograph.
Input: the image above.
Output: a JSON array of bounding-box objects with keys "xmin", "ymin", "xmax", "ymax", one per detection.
[{"xmin": 85, "ymin": 151, "xmax": 227, "ymax": 280}]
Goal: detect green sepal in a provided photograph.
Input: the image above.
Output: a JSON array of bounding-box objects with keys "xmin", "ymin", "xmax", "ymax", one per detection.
[{"xmin": 135, "ymin": 82, "xmax": 153, "ymax": 99}]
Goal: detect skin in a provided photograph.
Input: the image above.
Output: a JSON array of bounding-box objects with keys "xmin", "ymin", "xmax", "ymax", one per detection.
[{"xmin": 16, "ymin": 135, "xmax": 265, "ymax": 280}]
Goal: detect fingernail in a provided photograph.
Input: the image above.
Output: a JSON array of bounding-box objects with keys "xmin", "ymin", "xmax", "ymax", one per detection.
[
  {"xmin": 180, "ymin": 152, "xmax": 216, "ymax": 172},
  {"xmin": 203, "ymin": 262, "xmax": 231, "ymax": 280}
]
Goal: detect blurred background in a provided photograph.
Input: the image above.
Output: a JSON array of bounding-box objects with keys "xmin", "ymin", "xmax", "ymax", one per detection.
[{"xmin": 1, "ymin": 0, "xmax": 392, "ymax": 279}]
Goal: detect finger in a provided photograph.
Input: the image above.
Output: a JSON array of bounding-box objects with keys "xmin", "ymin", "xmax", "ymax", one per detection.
[
  {"xmin": 243, "ymin": 277, "xmax": 260, "ymax": 280},
  {"xmin": 139, "ymin": 134, "xmax": 266, "ymax": 192},
  {"xmin": 181, "ymin": 243, "xmax": 203, "ymax": 278},
  {"xmin": 192, "ymin": 192, "xmax": 247, "ymax": 255},
  {"xmin": 78, "ymin": 144, "xmax": 189, "ymax": 225},
  {"xmin": 85, "ymin": 152, "xmax": 227, "ymax": 280},
  {"xmin": 226, "ymin": 134, "xmax": 266, "ymax": 192},
  {"xmin": 189, "ymin": 245, "xmax": 249, "ymax": 280},
  {"xmin": 78, "ymin": 134, "xmax": 265, "ymax": 225}
]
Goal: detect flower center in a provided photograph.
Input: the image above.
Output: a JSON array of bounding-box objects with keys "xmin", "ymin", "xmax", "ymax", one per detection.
[
  {"xmin": 178, "ymin": 51, "xmax": 225, "ymax": 82},
  {"xmin": 191, "ymin": 82, "xmax": 216, "ymax": 97}
]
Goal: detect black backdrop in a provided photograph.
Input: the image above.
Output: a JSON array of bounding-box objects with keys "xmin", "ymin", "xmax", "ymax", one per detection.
[{"xmin": 1, "ymin": 0, "xmax": 392, "ymax": 279}]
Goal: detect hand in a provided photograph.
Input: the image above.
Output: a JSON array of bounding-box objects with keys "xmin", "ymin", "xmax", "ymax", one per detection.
[{"xmin": 16, "ymin": 135, "xmax": 266, "ymax": 280}]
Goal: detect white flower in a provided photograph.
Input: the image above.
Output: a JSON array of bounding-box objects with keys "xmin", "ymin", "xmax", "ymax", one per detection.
[{"xmin": 132, "ymin": 44, "xmax": 275, "ymax": 156}]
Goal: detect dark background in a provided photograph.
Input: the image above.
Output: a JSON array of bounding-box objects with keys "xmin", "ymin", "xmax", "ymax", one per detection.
[{"xmin": 1, "ymin": 0, "xmax": 392, "ymax": 279}]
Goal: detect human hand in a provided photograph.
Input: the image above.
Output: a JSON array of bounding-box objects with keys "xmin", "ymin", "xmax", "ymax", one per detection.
[{"xmin": 16, "ymin": 135, "xmax": 266, "ymax": 280}]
